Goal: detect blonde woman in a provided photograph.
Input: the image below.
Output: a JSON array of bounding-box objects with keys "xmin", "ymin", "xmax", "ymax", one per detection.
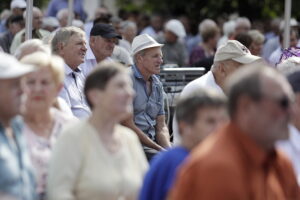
[
  {"xmin": 20, "ymin": 52, "xmax": 75, "ymax": 199},
  {"xmin": 47, "ymin": 61, "xmax": 148, "ymax": 200}
]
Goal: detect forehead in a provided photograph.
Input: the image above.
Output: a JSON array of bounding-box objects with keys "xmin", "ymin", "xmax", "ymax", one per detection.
[
  {"xmin": 68, "ymin": 33, "xmax": 85, "ymax": 42},
  {"xmin": 144, "ymin": 47, "xmax": 162, "ymax": 55}
]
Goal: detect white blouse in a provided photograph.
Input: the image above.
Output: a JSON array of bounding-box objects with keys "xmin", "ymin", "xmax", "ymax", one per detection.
[{"xmin": 47, "ymin": 120, "xmax": 148, "ymax": 200}]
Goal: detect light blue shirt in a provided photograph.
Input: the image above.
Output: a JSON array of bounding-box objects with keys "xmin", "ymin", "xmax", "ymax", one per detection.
[
  {"xmin": 131, "ymin": 65, "xmax": 165, "ymax": 141},
  {"xmin": 59, "ymin": 64, "xmax": 91, "ymax": 118},
  {"xmin": 0, "ymin": 116, "xmax": 36, "ymax": 200}
]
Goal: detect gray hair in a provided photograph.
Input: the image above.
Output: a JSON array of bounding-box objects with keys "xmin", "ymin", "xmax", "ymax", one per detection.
[{"xmin": 51, "ymin": 26, "xmax": 85, "ymax": 54}]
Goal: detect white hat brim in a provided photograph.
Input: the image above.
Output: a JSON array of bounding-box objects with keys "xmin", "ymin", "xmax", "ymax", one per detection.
[
  {"xmin": 132, "ymin": 43, "xmax": 164, "ymax": 56},
  {"xmin": 0, "ymin": 64, "xmax": 34, "ymax": 79},
  {"xmin": 232, "ymin": 54, "xmax": 261, "ymax": 64}
]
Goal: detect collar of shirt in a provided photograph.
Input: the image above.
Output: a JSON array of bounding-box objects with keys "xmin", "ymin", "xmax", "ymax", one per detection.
[
  {"xmin": 226, "ymin": 122, "xmax": 277, "ymax": 168},
  {"xmin": 132, "ymin": 64, "xmax": 157, "ymax": 83},
  {"xmin": 64, "ymin": 64, "xmax": 82, "ymax": 76},
  {"xmin": 206, "ymin": 71, "xmax": 225, "ymax": 95}
]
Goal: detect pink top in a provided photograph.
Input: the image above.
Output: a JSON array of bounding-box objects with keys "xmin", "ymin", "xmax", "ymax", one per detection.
[{"xmin": 23, "ymin": 108, "xmax": 75, "ymax": 195}]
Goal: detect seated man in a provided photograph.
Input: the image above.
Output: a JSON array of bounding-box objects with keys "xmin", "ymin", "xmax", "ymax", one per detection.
[
  {"xmin": 51, "ymin": 26, "xmax": 90, "ymax": 118},
  {"xmin": 122, "ymin": 34, "xmax": 171, "ymax": 161},
  {"xmin": 139, "ymin": 89, "xmax": 227, "ymax": 200}
]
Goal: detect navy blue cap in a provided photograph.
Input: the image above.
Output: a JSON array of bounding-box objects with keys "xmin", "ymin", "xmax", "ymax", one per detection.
[{"xmin": 90, "ymin": 23, "xmax": 122, "ymax": 39}]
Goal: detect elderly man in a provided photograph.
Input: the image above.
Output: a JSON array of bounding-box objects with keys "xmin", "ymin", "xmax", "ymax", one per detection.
[
  {"xmin": 51, "ymin": 26, "xmax": 90, "ymax": 118},
  {"xmin": 10, "ymin": 7, "xmax": 50, "ymax": 54},
  {"xmin": 81, "ymin": 23, "xmax": 122, "ymax": 77},
  {"xmin": 0, "ymin": 52, "xmax": 35, "ymax": 200},
  {"xmin": 123, "ymin": 34, "xmax": 171, "ymax": 161},
  {"xmin": 173, "ymin": 40, "xmax": 261, "ymax": 144},
  {"xmin": 169, "ymin": 64, "xmax": 300, "ymax": 199},
  {"xmin": 140, "ymin": 89, "xmax": 227, "ymax": 200}
]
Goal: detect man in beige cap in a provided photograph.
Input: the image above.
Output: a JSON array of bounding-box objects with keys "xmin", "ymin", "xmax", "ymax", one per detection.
[
  {"xmin": 172, "ymin": 40, "xmax": 262, "ymax": 144},
  {"xmin": 122, "ymin": 34, "xmax": 171, "ymax": 161},
  {"xmin": 0, "ymin": 52, "xmax": 36, "ymax": 199}
]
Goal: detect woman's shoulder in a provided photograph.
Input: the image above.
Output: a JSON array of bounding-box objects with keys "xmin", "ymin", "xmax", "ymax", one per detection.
[{"xmin": 116, "ymin": 124, "xmax": 139, "ymax": 141}]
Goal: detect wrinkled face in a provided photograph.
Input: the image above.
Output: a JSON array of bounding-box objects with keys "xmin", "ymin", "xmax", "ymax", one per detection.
[
  {"xmin": 0, "ymin": 78, "xmax": 23, "ymax": 119},
  {"xmin": 251, "ymin": 77, "xmax": 293, "ymax": 144},
  {"xmin": 60, "ymin": 34, "xmax": 87, "ymax": 69},
  {"xmin": 186, "ymin": 106, "xmax": 228, "ymax": 148},
  {"xmin": 138, "ymin": 47, "xmax": 163, "ymax": 76},
  {"xmin": 22, "ymin": 67, "xmax": 61, "ymax": 110},
  {"xmin": 92, "ymin": 72, "xmax": 135, "ymax": 120},
  {"xmin": 90, "ymin": 36, "xmax": 116, "ymax": 60}
]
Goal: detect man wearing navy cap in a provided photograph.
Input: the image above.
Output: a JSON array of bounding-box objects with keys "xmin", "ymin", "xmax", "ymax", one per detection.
[{"xmin": 81, "ymin": 23, "xmax": 122, "ymax": 77}]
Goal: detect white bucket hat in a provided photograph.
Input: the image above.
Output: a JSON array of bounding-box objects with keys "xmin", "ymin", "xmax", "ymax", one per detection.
[
  {"xmin": 214, "ymin": 40, "xmax": 261, "ymax": 64},
  {"xmin": 10, "ymin": 0, "xmax": 26, "ymax": 9},
  {"xmin": 0, "ymin": 52, "xmax": 34, "ymax": 79},
  {"xmin": 165, "ymin": 19, "xmax": 186, "ymax": 38},
  {"xmin": 132, "ymin": 34, "xmax": 163, "ymax": 56}
]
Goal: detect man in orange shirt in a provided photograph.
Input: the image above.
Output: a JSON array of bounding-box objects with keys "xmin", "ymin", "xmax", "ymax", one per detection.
[{"xmin": 169, "ymin": 64, "xmax": 300, "ymax": 200}]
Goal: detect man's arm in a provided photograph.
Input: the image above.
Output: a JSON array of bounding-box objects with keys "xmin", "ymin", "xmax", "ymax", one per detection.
[
  {"xmin": 121, "ymin": 114, "xmax": 164, "ymax": 151},
  {"xmin": 155, "ymin": 115, "xmax": 171, "ymax": 148}
]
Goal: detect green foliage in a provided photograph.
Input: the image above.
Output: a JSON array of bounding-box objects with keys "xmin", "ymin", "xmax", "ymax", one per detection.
[{"xmin": 116, "ymin": 0, "xmax": 300, "ymax": 21}]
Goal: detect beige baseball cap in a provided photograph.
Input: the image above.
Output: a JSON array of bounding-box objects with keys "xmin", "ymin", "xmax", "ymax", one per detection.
[
  {"xmin": 131, "ymin": 34, "xmax": 163, "ymax": 56},
  {"xmin": 0, "ymin": 52, "xmax": 34, "ymax": 79},
  {"xmin": 214, "ymin": 40, "xmax": 261, "ymax": 64}
]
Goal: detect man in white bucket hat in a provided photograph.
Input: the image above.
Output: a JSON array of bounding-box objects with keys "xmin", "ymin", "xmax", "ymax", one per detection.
[
  {"xmin": 123, "ymin": 34, "xmax": 171, "ymax": 161},
  {"xmin": 0, "ymin": 52, "xmax": 36, "ymax": 199}
]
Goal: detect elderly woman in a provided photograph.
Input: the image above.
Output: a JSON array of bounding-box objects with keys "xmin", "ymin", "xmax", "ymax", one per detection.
[
  {"xmin": 20, "ymin": 52, "xmax": 75, "ymax": 199},
  {"xmin": 47, "ymin": 61, "xmax": 148, "ymax": 200}
]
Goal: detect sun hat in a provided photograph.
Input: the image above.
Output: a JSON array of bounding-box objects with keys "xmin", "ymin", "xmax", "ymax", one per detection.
[
  {"xmin": 131, "ymin": 34, "xmax": 163, "ymax": 56},
  {"xmin": 0, "ymin": 52, "xmax": 34, "ymax": 79}
]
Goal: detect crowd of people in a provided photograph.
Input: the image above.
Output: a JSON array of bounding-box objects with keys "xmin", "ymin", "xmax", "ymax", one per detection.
[{"xmin": 0, "ymin": 0, "xmax": 300, "ymax": 199}]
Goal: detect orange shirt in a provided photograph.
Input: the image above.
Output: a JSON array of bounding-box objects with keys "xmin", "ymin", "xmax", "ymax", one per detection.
[{"xmin": 169, "ymin": 122, "xmax": 300, "ymax": 200}]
